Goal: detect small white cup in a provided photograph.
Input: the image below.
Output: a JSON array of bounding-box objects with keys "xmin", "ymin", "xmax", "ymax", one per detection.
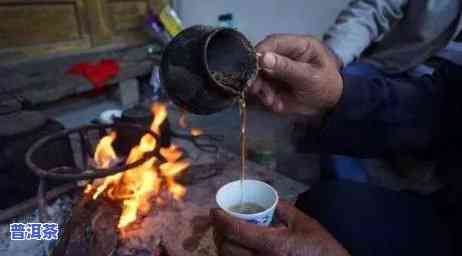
[{"xmin": 216, "ymin": 179, "xmax": 279, "ymax": 226}]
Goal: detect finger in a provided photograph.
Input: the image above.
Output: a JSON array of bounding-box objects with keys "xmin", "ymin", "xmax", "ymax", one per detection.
[
  {"xmin": 260, "ymin": 52, "xmax": 314, "ymax": 86},
  {"xmin": 277, "ymin": 92, "xmax": 318, "ymax": 116},
  {"xmin": 250, "ymin": 77, "xmax": 264, "ymax": 95},
  {"xmin": 255, "ymin": 82, "xmax": 273, "ymax": 106},
  {"xmin": 252, "ymin": 77, "xmax": 282, "ymax": 112},
  {"xmin": 254, "ymin": 81, "xmax": 290, "ymax": 113},
  {"xmin": 271, "ymin": 96, "xmax": 285, "ymax": 113},
  {"xmin": 256, "ymin": 34, "xmax": 317, "ymax": 61},
  {"xmin": 275, "ymin": 201, "xmax": 326, "ymax": 234},
  {"xmin": 259, "ymin": 84, "xmax": 275, "ymax": 106},
  {"xmin": 260, "ymin": 87, "xmax": 284, "ymax": 113},
  {"xmin": 275, "ymin": 201, "xmax": 299, "ymax": 227},
  {"xmin": 219, "ymin": 240, "xmax": 254, "ymax": 256},
  {"xmin": 213, "ymin": 218, "xmax": 225, "ymax": 250},
  {"xmin": 211, "ymin": 208, "xmax": 287, "ymax": 252},
  {"xmin": 277, "ymin": 100, "xmax": 284, "ymax": 113}
]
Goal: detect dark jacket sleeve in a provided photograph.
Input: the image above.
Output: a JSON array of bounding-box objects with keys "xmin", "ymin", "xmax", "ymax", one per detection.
[
  {"xmin": 317, "ymin": 63, "xmax": 462, "ymax": 255},
  {"xmin": 319, "ymin": 73, "xmax": 444, "ymax": 158}
]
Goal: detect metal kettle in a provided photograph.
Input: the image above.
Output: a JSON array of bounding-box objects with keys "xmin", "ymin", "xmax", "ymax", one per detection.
[{"xmin": 160, "ymin": 25, "xmax": 257, "ymax": 115}]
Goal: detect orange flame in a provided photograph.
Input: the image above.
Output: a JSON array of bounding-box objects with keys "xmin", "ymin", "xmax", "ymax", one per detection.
[
  {"xmin": 190, "ymin": 128, "xmax": 204, "ymax": 137},
  {"xmin": 178, "ymin": 109, "xmax": 205, "ymax": 137},
  {"xmin": 117, "ymin": 157, "xmax": 160, "ymax": 228},
  {"xmin": 94, "ymin": 132, "xmax": 117, "ymax": 168},
  {"xmin": 159, "ymin": 143, "xmax": 190, "ymax": 200},
  {"xmin": 166, "ymin": 177, "xmax": 187, "ymax": 200},
  {"xmin": 91, "ymin": 132, "xmax": 122, "ymax": 200},
  {"xmin": 150, "ymin": 102, "xmax": 167, "ymax": 135},
  {"xmin": 160, "ymin": 144, "xmax": 182, "ymax": 162},
  {"xmin": 84, "ymin": 184, "xmax": 94, "ymax": 194},
  {"xmin": 87, "ymin": 102, "xmax": 190, "ymax": 230}
]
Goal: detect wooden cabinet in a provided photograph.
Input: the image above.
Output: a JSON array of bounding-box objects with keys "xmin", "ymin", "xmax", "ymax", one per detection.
[
  {"xmin": 105, "ymin": 0, "xmax": 152, "ymax": 44},
  {"xmin": 0, "ymin": 0, "xmax": 160, "ymax": 63}
]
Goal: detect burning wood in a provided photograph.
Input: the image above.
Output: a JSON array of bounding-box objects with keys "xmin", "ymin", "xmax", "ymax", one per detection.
[{"xmin": 85, "ymin": 102, "xmax": 190, "ymax": 230}]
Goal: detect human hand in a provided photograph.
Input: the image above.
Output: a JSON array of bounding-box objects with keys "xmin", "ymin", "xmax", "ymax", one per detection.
[
  {"xmin": 251, "ymin": 34, "xmax": 343, "ymax": 116},
  {"xmin": 211, "ymin": 201, "xmax": 350, "ymax": 256}
]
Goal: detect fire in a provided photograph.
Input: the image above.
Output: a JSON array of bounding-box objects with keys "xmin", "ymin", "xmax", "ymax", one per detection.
[
  {"xmin": 117, "ymin": 157, "xmax": 160, "ymax": 228},
  {"xmin": 160, "ymin": 143, "xmax": 190, "ymax": 200},
  {"xmin": 178, "ymin": 109, "xmax": 204, "ymax": 136},
  {"xmin": 94, "ymin": 131, "xmax": 117, "ymax": 168},
  {"xmin": 165, "ymin": 177, "xmax": 187, "ymax": 200},
  {"xmin": 87, "ymin": 131, "xmax": 122, "ymax": 200},
  {"xmin": 86, "ymin": 102, "xmax": 190, "ymax": 230},
  {"xmin": 160, "ymin": 160, "xmax": 190, "ymax": 177},
  {"xmin": 160, "ymin": 144, "xmax": 182, "ymax": 162},
  {"xmin": 190, "ymin": 128, "xmax": 204, "ymax": 136},
  {"xmin": 150, "ymin": 102, "xmax": 167, "ymax": 135}
]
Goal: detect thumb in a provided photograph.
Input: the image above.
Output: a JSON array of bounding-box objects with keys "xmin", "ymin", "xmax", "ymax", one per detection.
[
  {"xmin": 259, "ymin": 52, "xmax": 314, "ymax": 85},
  {"xmin": 210, "ymin": 208, "xmax": 288, "ymax": 252},
  {"xmin": 276, "ymin": 201, "xmax": 328, "ymax": 234},
  {"xmin": 275, "ymin": 201, "xmax": 299, "ymax": 228}
]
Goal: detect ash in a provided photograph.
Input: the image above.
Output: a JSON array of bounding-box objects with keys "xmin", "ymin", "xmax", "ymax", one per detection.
[
  {"xmin": 117, "ymin": 199, "xmax": 216, "ymax": 256},
  {"xmin": 0, "ymin": 196, "xmax": 73, "ymax": 256}
]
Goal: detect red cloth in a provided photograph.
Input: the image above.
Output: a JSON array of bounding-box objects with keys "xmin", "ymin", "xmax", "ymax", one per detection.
[{"xmin": 67, "ymin": 59, "xmax": 120, "ymax": 89}]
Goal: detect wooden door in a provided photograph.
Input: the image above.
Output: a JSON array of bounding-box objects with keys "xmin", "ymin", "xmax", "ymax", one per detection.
[
  {"xmin": 0, "ymin": 0, "xmax": 91, "ymax": 61},
  {"xmin": 0, "ymin": 0, "xmax": 159, "ymax": 63}
]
